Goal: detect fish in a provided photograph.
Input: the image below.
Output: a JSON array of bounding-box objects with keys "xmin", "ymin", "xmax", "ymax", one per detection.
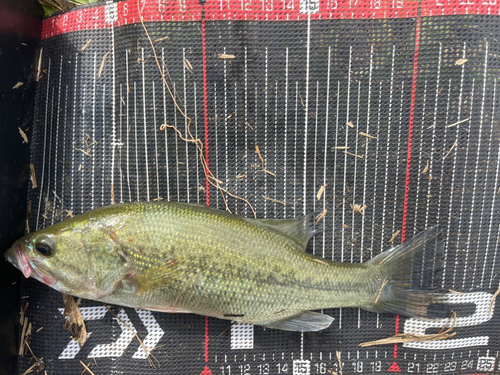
[{"xmin": 5, "ymin": 201, "xmax": 450, "ymax": 331}]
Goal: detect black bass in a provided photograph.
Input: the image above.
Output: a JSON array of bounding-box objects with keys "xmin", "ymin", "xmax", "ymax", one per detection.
[{"xmin": 5, "ymin": 202, "xmax": 449, "ymax": 331}]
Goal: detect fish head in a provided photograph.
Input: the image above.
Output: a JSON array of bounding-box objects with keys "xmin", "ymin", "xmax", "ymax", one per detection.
[
  {"xmin": 5, "ymin": 212, "xmax": 135, "ymax": 300},
  {"xmin": 5, "ymin": 224, "xmax": 91, "ymax": 294}
]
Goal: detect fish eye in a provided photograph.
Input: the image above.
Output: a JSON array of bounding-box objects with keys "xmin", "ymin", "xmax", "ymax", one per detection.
[{"xmin": 34, "ymin": 238, "xmax": 55, "ymax": 257}]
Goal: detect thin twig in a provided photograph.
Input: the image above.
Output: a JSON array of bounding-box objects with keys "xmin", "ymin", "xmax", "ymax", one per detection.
[
  {"xmin": 489, "ymin": 286, "xmax": 500, "ymax": 315},
  {"xmin": 79, "ymin": 361, "xmax": 97, "ymax": 375},
  {"xmin": 443, "ymin": 140, "xmax": 458, "ymax": 160},
  {"xmin": 137, "ymin": 0, "xmax": 255, "ymax": 217},
  {"xmin": 81, "ymin": 39, "xmax": 92, "ymax": 52},
  {"xmin": 37, "ymin": 48, "xmax": 43, "ymax": 82},
  {"xmin": 445, "ymin": 118, "xmax": 470, "ymax": 128},
  {"xmin": 344, "ymin": 150, "xmax": 364, "ymax": 159},
  {"xmin": 255, "ymin": 145, "xmax": 265, "ymax": 165},
  {"xmin": 98, "ymin": 52, "xmax": 109, "ymax": 78},
  {"xmin": 314, "ymin": 210, "xmax": 327, "ymax": 224},
  {"xmin": 336, "ymin": 351, "xmax": 343, "ymax": 375},
  {"xmin": 359, "ymin": 132, "xmax": 377, "ymax": 139},
  {"xmin": 153, "ymin": 36, "xmax": 169, "ymax": 43},
  {"xmin": 103, "ymin": 304, "xmax": 159, "ymax": 368},
  {"xmin": 389, "ymin": 230, "xmax": 401, "ymax": 243}
]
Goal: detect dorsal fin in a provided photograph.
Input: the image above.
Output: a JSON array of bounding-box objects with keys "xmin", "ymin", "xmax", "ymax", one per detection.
[{"xmin": 243, "ymin": 209, "xmax": 323, "ymax": 250}]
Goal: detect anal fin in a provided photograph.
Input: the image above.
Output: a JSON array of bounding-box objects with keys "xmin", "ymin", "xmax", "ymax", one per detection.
[{"xmin": 259, "ymin": 311, "xmax": 334, "ymax": 332}]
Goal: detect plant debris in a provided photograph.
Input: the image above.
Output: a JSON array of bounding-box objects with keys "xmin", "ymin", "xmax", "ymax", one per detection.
[
  {"xmin": 422, "ymin": 160, "xmax": 429, "ymax": 174},
  {"xmin": 359, "ymin": 311, "xmax": 457, "ymax": 347},
  {"xmin": 61, "ymin": 293, "xmax": 87, "ymax": 346},
  {"xmin": 80, "ymin": 361, "xmax": 97, "ymax": 375},
  {"xmin": 332, "ymin": 146, "xmax": 349, "ymax": 150},
  {"xmin": 316, "ymin": 184, "xmax": 327, "ymax": 200},
  {"xmin": 350, "ymin": 203, "xmax": 366, "ymax": 216},
  {"xmin": 81, "ymin": 39, "xmax": 92, "ymax": 52},
  {"xmin": 344, "ymin": 150, "xmax": 363, "ymax": 159},
  {"xmin": 183, "ymin": 59, "xmax": 193, "ymax": 73},
  {"xmin": 98, "ymin": 52, "xmax": 110, "ymax": 78},
  {"xmin": 455, "ymin": 58, "xmax": 468, "ymax": 66},
  {"xmin": 218, "ymin": 53, "xmax": 236, "ymax": 59},
  {"xmin": 259, "ymin": 169, "xmax": 276, "ymax": 177},
  {"xmin": 374, "ymin": 276, "xmax": 388, "ymax": 304},
  {"xmin": 255, "ymin": 145, "xmax": 265, "ymax": 165},
  {"xmin": 443, "ymin": 140, "xmax": 458, "ymax": 160},
  {"xmin": 19, "ymin": 127, "xmax": 28, "ymax": 143},
  {"xmin": 336, "ymin": 351, "xmax": 343, "ymax": 375},
  {"xmin": 139, "ymin": 0, "xmax": 255, "ymax": 218},
  {"xmin": 359, "ymin": 132, "xmax": 377, "ymax": 139},
  {"xmin": 37, "ymin": 48, "xmax": 43, "ymax": 82},
  {"xmin": 445, "ymin": 117, "xmax": 470, "ymax": 128},
  {"xmin": 13, "ymin": 82, "xmax": 24, "ymax": 89},
  {"xmin": 103, "ymin": 304, "xmax": 159, "ymax": 368},
  {"xmin": 262, "ymin": 196, "xmax": 296, "ymax": 205},
  {"xmin": 314, "ymin": 209, "xmax": 328, "ymax": 224},
  {"xmin": 389, "ymin": 229, "xmax": 401, "ymax": 243},
  {"xmin": 30, "ymin": 164, "xmax": 37, "ymax": 188},
  {"xmin": 153, "ymin": 36, "xmax": 169, "ymax": 43},
  {"xmin": 346, "ymin": 121, "xmax": 354, "ymax": 128},
  {"xmin": 489, "ymin": 286, "xmax": 500, "ymax": 315}
]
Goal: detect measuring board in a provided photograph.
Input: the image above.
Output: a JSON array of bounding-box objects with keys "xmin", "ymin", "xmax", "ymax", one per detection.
[{"xmin": 17, "ymin": 0, "xmax": 500, "ymax": 374}]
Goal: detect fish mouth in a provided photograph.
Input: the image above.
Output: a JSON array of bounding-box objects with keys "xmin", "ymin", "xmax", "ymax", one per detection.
[
  {"xmin": 5, "ymin": 244, "xmax": 31, "ymax": 278},
  {"xmin": 5, "ymin": 244, "xmax": 57, "ymax": 285}
]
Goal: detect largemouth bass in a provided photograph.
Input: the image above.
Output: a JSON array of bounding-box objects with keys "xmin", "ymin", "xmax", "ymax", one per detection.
[{"xmin": 5, "ymin": 202, "xmax": 449, "ymax": 331}]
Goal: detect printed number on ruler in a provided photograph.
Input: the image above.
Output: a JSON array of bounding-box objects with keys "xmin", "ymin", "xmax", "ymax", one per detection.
[{"xmin": 403, "ymin": 292, "xmax": 494, "ymax": 349}]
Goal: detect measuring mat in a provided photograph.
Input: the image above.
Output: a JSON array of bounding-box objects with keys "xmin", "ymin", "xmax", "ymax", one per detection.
[{"xmin": 18, "ymin": 0, "xmax": 500, "ymax": 373}]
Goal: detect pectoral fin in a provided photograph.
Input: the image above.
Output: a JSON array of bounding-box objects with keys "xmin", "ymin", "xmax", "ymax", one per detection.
[
  {"xmin": 244, "ymin": 209, "xmax": 323, "ymax": 250},
  {"xmin": 258, "ymin": 311, "xmax": 334, "ymax": 332}
]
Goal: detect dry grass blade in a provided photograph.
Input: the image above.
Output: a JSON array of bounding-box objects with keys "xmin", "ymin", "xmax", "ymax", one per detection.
[
  {"xmin": 445, "ymin": 117, "xmax": 470, "ymax": 128},
  {"xmin": 61, "ymin": 293, "xmax": 87, "ymax": 346},
  {"xmin": 255, "ymin": 145, "xmax": 265, "ymax": 165},
  {"xmin": 389, "ymin": 229, "xmax": 401, "ymax": 243},
  {"xmin": 218, "ymin": 53, "xmax": 236, "ymax": 59},
  {"xmin": 359, "ymin": 131, "xmax": 377, "ymax": 139},
  {"xmin": 98, "ymin": 52, "xmax": 109, "ymax": 78},
  {"xmin": 259, "ymin": 169, "xmax": 275, "ymax": 177},
  {"xmin": 316, "ymin": 184, "xmax": 327, "ymax": 200},
  {"xmin": 443, "ymin": 140, "xmax": 458, "ymax": 160},
  {"xmin": 336, "ymin": 351, "xmax": 343, "ymax": 375},
  {"xmin": 21, "ymin": 363, "xmax": 37, "ymax": 375},
  {"xmin": 37, "ymin": 48, "xmax": 43, "ymax": 82},
  {"xmin": 262, "ymin": 196, "xmax": 296, "ymax": 205},
  {"xmin": 314, "ymin": 210, "xmax": 327, "ymax": 224},
  {"xmin": 111, "ymin": 184, "xmax": 115, "ymax": 204},
  {"xmin": 103, "ymin": 304, "xmax": 159, "ymax": 368},
  {"xmin": 455, "ymin": 58, "xmax": 468, "ymax": 66},
  {"xmin": 81, "ymin": 39, "xmax": 92, "ymax": 52},
  {"xmin": 30, "ymin": 164, "xmax": 37, "ymax": 188},
  {"xmin": 350, "ymin": 203, "xmax": 366, "ymax": 216},
  {"xmin": 448, "ymin": 289, "xmax": 463, "ymax": 294},
  {"xmin": 19, "ymin": 316, "xmax": 28, "ymax": 356},
  {"xmin": 489, "ymin": 286, "xmax": 500, "ymax": 315},
  {"xmin": 137, "ymin": 0, "xmax": 255, "ymax": 217},
  {"xmin": 344, "ymin": 150, "xmax": 363, "ymax": 159},
  {"xmin": 13, "ymin": 82, "xmax": 24, "ymax": 89},
  {"xmin": 79, "ymin": 361, "xmax": 97, "ymax": 375},
  {"xmin": 332, "ymin": 146, "xmax": 349, "ymax": 150},
  {"xmin": 359, "ymin": 311, "xmax": 457, "ymax": 347},
  {"xmin": 183, "ymin": 59, "xmax": 193, "ymax": 73},
  {"xmin": 153, "ymin": 36, "xmax": 169, "ymax": 43},
  {"xmin": 422, "ymin": 160, "xmax": 429, "ymax": 174},
  {"xmin": 19, "ymin": 127, "xmax": 28, "ymax": 143}
]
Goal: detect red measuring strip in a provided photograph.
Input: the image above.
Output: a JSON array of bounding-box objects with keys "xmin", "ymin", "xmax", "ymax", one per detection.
[
  {"xmin": 395, "ymin": 14, "xmax": 421, "ymax": 364},
  {"xmin": 41, "ymin": 0, "xmax": 499, "ymax": 39}
]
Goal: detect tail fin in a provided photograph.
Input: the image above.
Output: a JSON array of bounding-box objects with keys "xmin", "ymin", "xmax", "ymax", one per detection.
[{"xmin": 367, "ymin": 226, "xmax": 450, "ymax": 318}]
